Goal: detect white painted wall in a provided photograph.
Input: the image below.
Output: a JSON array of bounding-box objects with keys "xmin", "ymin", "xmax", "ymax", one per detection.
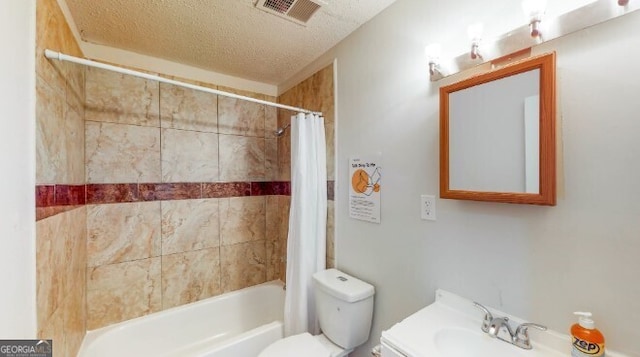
[
  {"xmin": 0, "ymin": 0, "xmax": 37, "ymax": 337},
  {"xmin": 284, "ymin": 0, "xmax": 640, "ymax": 355}
]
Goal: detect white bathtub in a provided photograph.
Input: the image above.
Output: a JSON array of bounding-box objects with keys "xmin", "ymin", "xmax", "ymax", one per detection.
[{"xmin": 78, "ymin": 280, "xmax": 285, "ymax": 357}]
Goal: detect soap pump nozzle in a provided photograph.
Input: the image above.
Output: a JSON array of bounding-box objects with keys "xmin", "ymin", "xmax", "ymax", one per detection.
[{"xmin": 574, "ymin": 311, "xmax": 595, "ymax": 329}]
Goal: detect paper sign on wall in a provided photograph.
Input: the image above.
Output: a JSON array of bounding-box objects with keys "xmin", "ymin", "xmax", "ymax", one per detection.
[{"xmin": 349, "ymin": 156, "xmax": 381, "ymax": 223}]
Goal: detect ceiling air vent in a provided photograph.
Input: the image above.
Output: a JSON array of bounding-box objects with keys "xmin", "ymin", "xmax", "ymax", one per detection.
[{"xmin": 256, "ymin": 0, "xmax": 325, "ymax": 25}]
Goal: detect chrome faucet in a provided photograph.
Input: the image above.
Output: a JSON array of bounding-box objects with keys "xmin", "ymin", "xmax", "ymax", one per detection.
[
  {"xmin": 513, "ymin": 322, "xmax": 547, "ymax": 349},
  {"xmin": 472, "ymin": 302, "xmax": 493, "ymax": 333},
  {"xmin": 488, "ymin": 316, "xmax": 515, "ymax": 341},
  {"xmin": 473, "ymin": 302, "xmax": 547, "ymax": 350}
]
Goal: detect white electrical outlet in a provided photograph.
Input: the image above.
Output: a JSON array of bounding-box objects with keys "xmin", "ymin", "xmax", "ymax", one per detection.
[{"xmin": 421, "ymin": 195, "xmax": 436, "ymax": 221}]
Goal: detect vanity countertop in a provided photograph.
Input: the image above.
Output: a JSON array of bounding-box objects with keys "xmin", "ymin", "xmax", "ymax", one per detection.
[{"xmin": 380, "ymin": 290, "xmax": 626, "ymax": 357}]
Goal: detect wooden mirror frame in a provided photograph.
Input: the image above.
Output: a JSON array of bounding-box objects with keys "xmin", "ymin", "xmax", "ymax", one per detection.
[{"xmin": 440, "ymin": 52, "xmax": 556, "ymax": 206}]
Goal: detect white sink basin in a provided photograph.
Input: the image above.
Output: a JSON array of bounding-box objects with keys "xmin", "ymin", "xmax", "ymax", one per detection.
[
  {"xmin": 433, "ymin": 327, "xmax": 536, "ymax": 357},
  {"xmin": 380, "ymin": 290, "xmax": 568, "ymax": 357}
]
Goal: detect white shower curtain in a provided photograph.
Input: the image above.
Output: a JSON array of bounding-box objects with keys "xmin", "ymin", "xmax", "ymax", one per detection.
[{"xmin": 284, "ymin": 112, "xmax": 327, "ymax": 337}]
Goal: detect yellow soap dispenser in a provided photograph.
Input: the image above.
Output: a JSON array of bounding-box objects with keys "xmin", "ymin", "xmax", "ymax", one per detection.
[{"xmin": 571, "ymin": 312, "xmax": 605, "ymax": 357}]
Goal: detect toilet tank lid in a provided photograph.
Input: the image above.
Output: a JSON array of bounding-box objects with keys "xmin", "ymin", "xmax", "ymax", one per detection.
[{"xmin": 313, "ymin": 269, "xmax": 375, "ymax": 303}]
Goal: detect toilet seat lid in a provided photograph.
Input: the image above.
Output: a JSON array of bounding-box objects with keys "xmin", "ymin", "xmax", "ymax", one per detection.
[{"xmin": 259, "ymin": 333, "xmax": 330, "ymax": 357}]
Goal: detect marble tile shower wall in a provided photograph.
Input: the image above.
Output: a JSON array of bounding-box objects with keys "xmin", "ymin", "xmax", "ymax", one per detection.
[
  {"xmin": 277, "ymin": 64, "xmax": 336, "ymax": 278},
  {"xmin": 35, "ymin": 0, "xmax": 87, "ymax": 356},
  {"xmin": 35, "ymin": 0, "xmax": 335, "ymax": 348},
  {"xmin": 84, "ymin": 67, "xmax": 283, "ymax": 329}
]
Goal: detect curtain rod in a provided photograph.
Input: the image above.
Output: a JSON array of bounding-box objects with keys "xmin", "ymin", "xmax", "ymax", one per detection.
[{"xmin": 44, "ymin": 49, "xmax": 323, "ymax": 116}]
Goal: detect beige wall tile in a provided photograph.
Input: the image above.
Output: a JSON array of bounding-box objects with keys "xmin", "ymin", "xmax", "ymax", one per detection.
[
  {"xmin": 160, "ymin": 83, "xmax": 218, "ymax": 132},
  {"xmin": 277, "ymin": 89, "xmax": 301, "ymax": 112},
  {"xmin": 276, "ymin": 130, "xmax": 291, "ymax": 181},
  {"xmin": 219, "ymin": 135, "xmax": 265, "ymax": 181},
  {"xmin": 327, "ymin": 200, "xmax": 335, "ymax": 262},
  {"xmin": 266, "ymin": 238, "xmax": 280, "ymax": 282},
  {"xmin": 65, "ymin": 106, "xmax": 85, "ymax": 184},
  {"xmin": 318, "ymin": 66, "xmax": 335, "ymax": 126},
  {"xmin": 36, "ymin": 0, "xmax": 88, "ymax": 352},
  {"xmin": 36, "ymin": 75, "xmax": 85, "ymax": 184},
  {"xmin": 265, "ymin": 138, "xmax": 278, "ymax": 181},
  {"xmin": 37, "ymin": 304, "xmax": 65, "ymax": 357},
  {"xmin": 161, "ymin": 248, "xmax": 222, "ymax": 309},
  {"xmin": 325, "ymin": 122, "xmax": 335, "ymax": 181},
  {"xmin": 87, "ymin": 202, "xmax": 161, "ymax": 267},
  {"xmin": 36, "ymin": 207, "xmax": 86, "ymax": 340},
  {"xmin": 265, "ymin": 196, "xmax": 279, "ymax": 244},
  {"xmin": 221, "ymin": 241, "xmax": 267, "ymax": 292},
  {"xmin": 277, "ymin": 196, "xmax": 291, "ymax": 282},
  {"xmin": 85, "ymin": 67, "xmax": 160, "ymax": 127},
  {"xmin": 65, "ymin": 62, "xmax": 85, "ymax": 117},
  {"xmin": 36, "ymin": 0, "xmax": 87, "ymax": 187},
  {"xmin": 162, "ymin": 199, "xmax": 220, "ymax": 255},
  {"xmin": 218, "ymin": 96, "xmax": 265, "ymax": 137},
  {"xmin": 87, "ymin": 258, "xmax": 162, "ymax": 330},
  {"xmin": 161, "ymin": 129, "xmax": 219, "ymax": 182},
  {"xmin": 65, "ymin": 207, "xmax": 87, "ymax": 308},
  {"xmin": 63, "ymin": 282, "xmax": 86, "ymax": 357},
  {"xmin": 86, "ymin": 121, "xmax": 161, "ymax": 183},
  {"xmin": 216, "ymin": 85, "xmax": 265, "ymax": 100},
  {"xmin": 277, "ymin": 197, "xmax": 290, "ymax": 240},
  {"xmin": 33, "ymin": 210, "xmax": 85, "ymax": 355},
  {"xmin": 276, "ymin": 101, "xmax": 290, "ymax": 128},
  {"xmin": 36, "ymin": 0, "xmax": 76, "ymax": 92},
  {"xmin": 277, "ymin": 64, "xmax": 334, "ymax": 183},
  {"xmin": 36, "ymin": 44, "xmax": 64, "ymax": 98},
  {"xmin": 36, "ymin": 76, "xmax": 65, "ymax": 184},
  {"xmin": 220, "ymin": 196, "xmax": 266, "ymax": 246},
  {"xmin": 36, "ymin": 0, "xmax": 83, "ymax": 59},
  {"xmin": 326, "ymin": 257, "xmax": 335, "ymax": 269},
  {"xmin": 265, "ymin": 106, "xmax": 278, "ymax": 135},
  {"xmin": 36, "ymin": 213, "xmax": 64, "ymax": 329},
  {"xmin": 265, "ymin": 196, "xmax": 279, "ymax": 281}
]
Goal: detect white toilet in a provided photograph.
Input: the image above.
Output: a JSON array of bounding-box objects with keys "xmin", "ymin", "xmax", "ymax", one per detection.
[{"xmin": 259, "ymin": 268, "xmax": 375, "ymax": 357}]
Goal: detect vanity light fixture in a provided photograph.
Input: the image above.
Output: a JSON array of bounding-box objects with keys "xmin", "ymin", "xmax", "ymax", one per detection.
[
  {"xmin": 467, "ymin": 22, "xmax": 484, "ymax": 60},
  {"xmin": 522, "ymin": 0, "xmax": 547, "ymax": 38},
  {"xmin": 425, "ymin": 43, "xmax": 443, "ymax": 77},
  {"xmin": 430, "ymin": 0, "xmax": 639, "ymax": 81}
]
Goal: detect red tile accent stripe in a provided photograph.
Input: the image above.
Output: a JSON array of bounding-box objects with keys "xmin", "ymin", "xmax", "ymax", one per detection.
[
  {"xmin": 203, "ymin": 182, "xmax": 251, "ymax": 198},
  {"xmin": 250, "ymin": 181, "xmax": 291, "ymax": 196},
  {"xmin": 86, "ymin": 184, "xmax": 138, "ymax": 204},
  {"xmin": 139, "ymin": 183, "xmax": 202, "ymax": 201},
  {"xmin": 35, "ymin": 180, "xmax": 333, "ymax": 220},
  {"xmin": 36, "ymin": 185, "xmax": 55, "ymax": 207},
  {"xmin": 54, "ymin": 185, "xmax": 86, "ymax": 206},
  {"xmin": 327, "ymin": 181, "xmax": 335, "ymax": 201},
  {"xmin": 36, "ymin": 181, "xmax": 297, "ymax": 207}
]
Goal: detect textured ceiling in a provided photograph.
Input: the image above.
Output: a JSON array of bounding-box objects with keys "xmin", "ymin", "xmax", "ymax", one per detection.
[{"xmin": 63, "ymin": 0, "xmax": 398, "ymax": 85}]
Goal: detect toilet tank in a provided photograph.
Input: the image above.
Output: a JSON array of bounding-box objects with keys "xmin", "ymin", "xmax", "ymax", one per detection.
[{"xmin": 312, "ymin": 269, "xmax": 375, "ymax": 350}]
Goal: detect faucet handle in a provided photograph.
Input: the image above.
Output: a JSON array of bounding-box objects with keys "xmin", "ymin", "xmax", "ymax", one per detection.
[
  {"xmin": 514, "ymin": 323, "xmax": 547, "ymax": 350},
  {"xmin": 472, "ymin": 302, "xmax": 493, "ymax": 333},
  {"xmin": 516, "ymin": 322, "xmax": 547, "ymax": 334}
]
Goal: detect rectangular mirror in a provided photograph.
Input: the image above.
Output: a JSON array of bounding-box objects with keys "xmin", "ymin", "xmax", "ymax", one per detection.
[{"xmin": 440, "ymin": 52, "xmax": 556, "ymax": 205}]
